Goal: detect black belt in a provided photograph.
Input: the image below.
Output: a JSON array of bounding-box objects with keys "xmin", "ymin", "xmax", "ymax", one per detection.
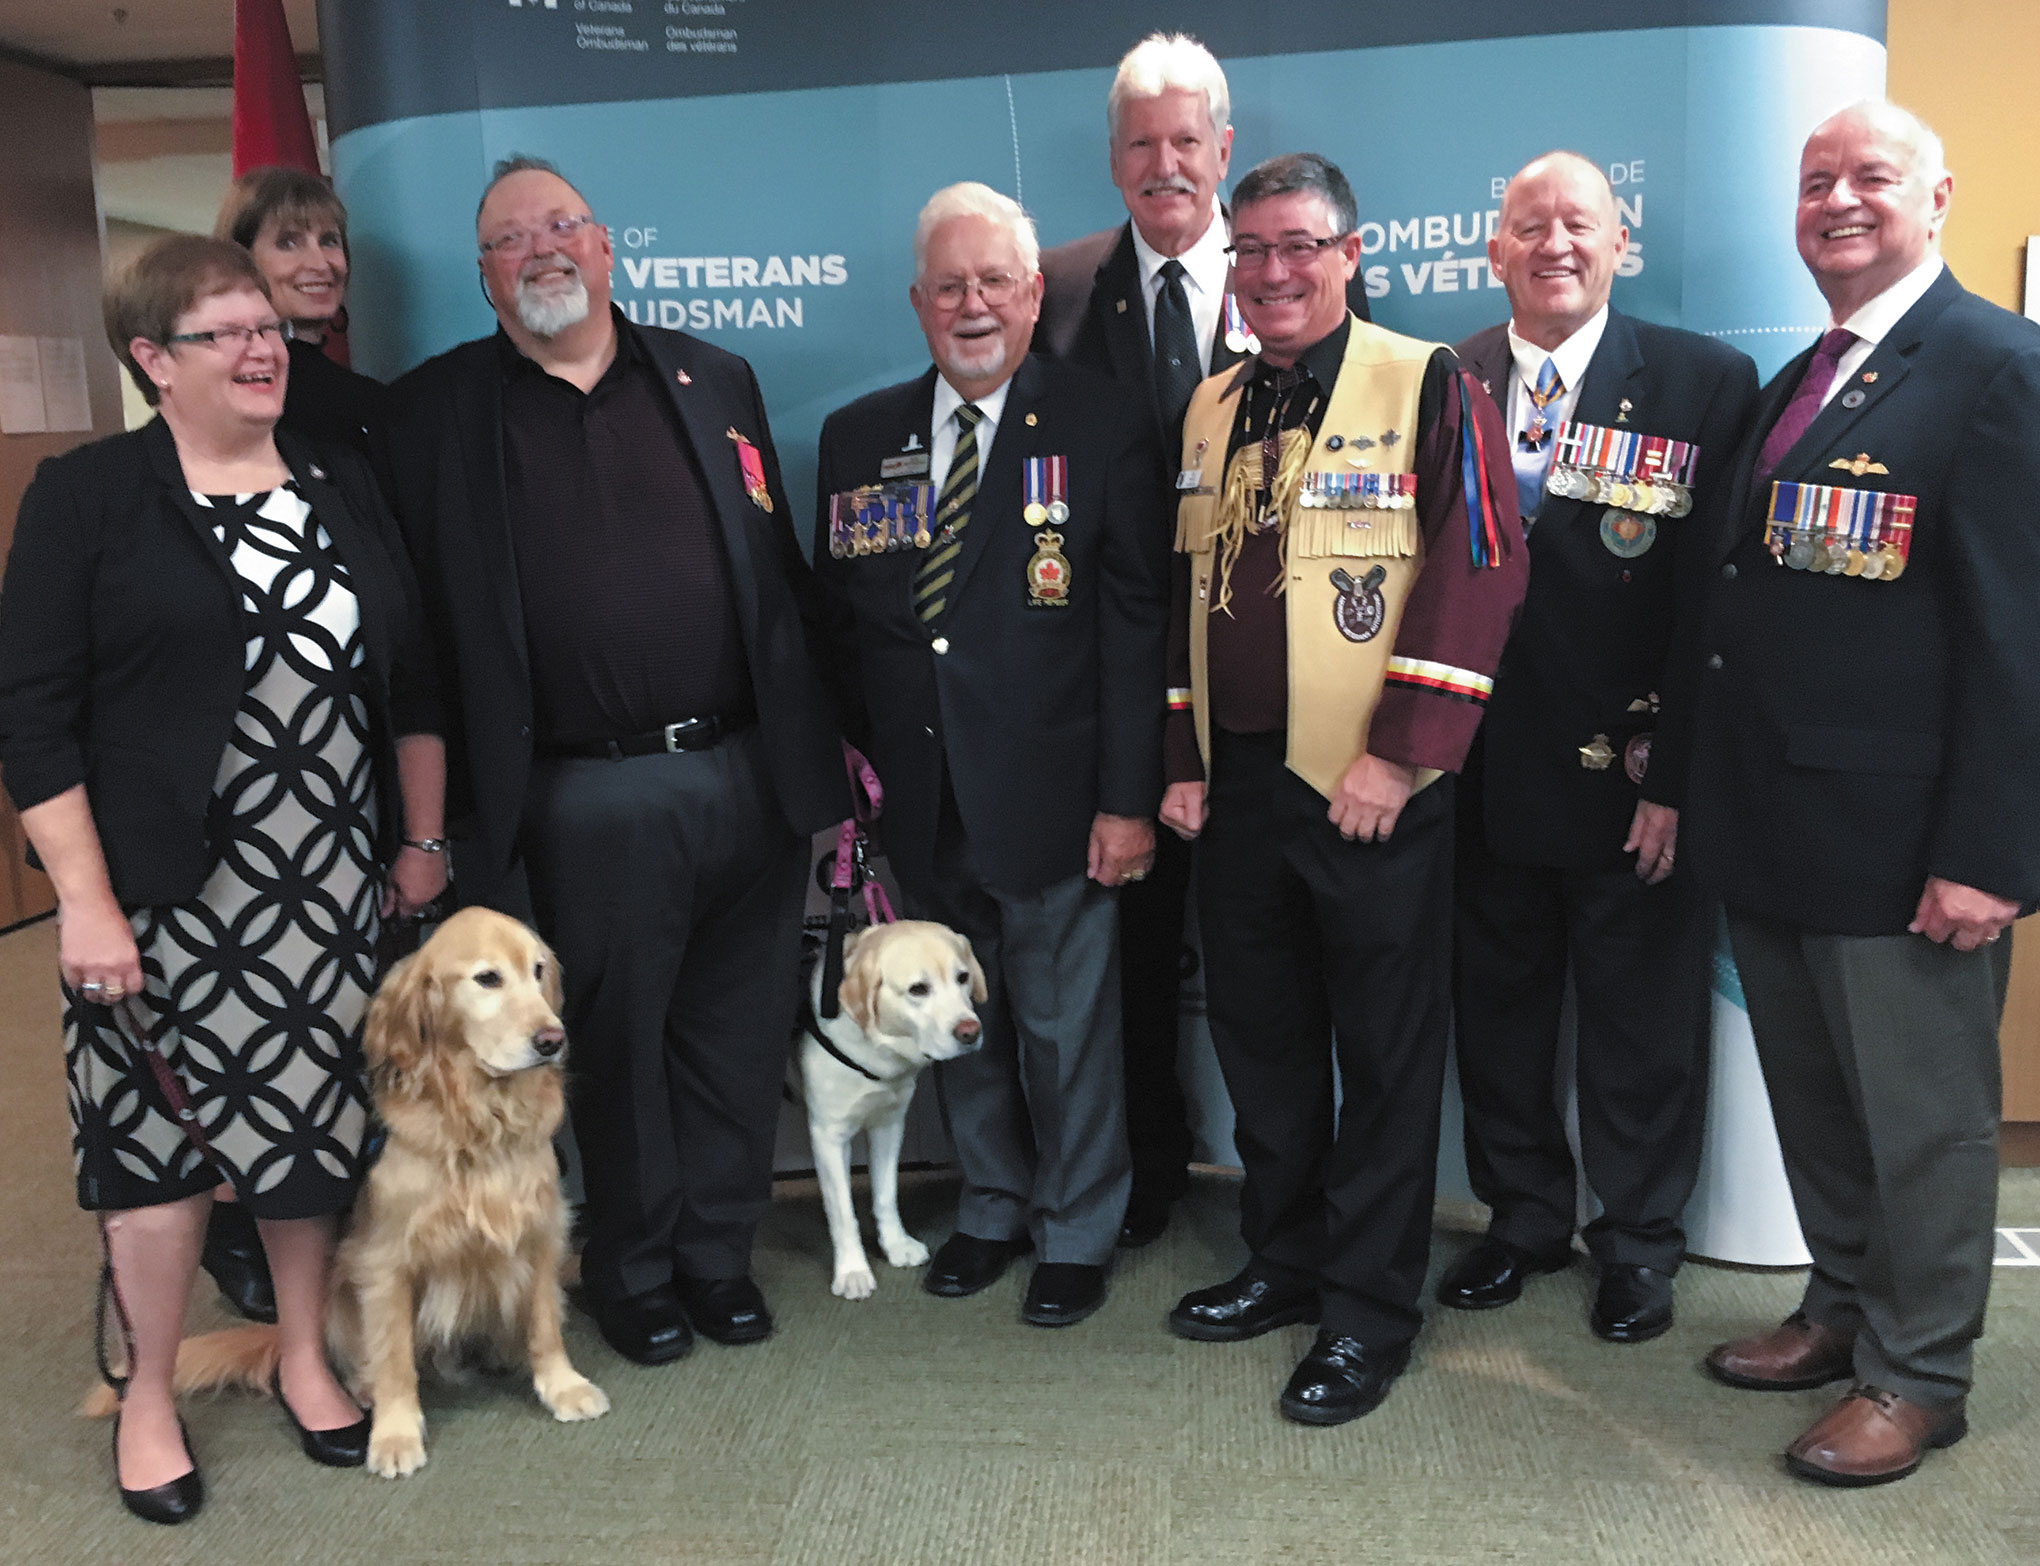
[{"xmin": 542, "ymin": 713, "xmax": 753, "ymax": 760}]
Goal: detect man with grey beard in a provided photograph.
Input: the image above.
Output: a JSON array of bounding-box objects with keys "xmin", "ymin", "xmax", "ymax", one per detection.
[{"xmin": 378, "ymin": 156, "xmax": 848, "ymax": 1367}]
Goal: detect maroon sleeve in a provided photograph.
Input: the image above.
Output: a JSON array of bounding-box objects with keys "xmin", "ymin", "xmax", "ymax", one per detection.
[{"xmin": 1366, "ymin": 354, "xmax": 1528, "ymax": 773}]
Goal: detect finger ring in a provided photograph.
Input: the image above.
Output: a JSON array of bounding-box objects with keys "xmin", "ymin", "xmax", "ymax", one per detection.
[
  {"xmin": 104, "ymin": 985, "xmax": 127, "ymax": 998},
  {"xmin": 1986, "ymin": 932, "xmax": 2002, "ymax": 944},
  {"xmin": 79, "ymin": 980, "xmax": 103, "ymax": 993}
]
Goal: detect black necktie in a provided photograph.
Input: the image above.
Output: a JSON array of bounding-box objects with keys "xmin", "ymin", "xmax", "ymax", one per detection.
[{"xmin": 1151, "ymin": 258, "xmax": 1200, "ymax": 431}]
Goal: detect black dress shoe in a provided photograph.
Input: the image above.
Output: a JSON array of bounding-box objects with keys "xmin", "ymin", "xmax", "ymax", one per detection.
[
  {"xmin": 674, "ymin": 1273, "xmax": 773, "ymax": 1345},
  {"xmin": 1278, "ymin": 1332, "xmax": 1413, "ymax": 1426},
  {"xmin": 1118, "ymin": 1187, "xmax": 1173, "ymax": 1249},
  {"xmin": 271, "ymin": 1368, "xmax": 370, "ymax": 1467},
  {"xmin": 588, "ymin": 1283, "xmax": 695, "ymax": 1365},
  {"xmin": 1021, "ymin": 1262, "xmax": 1107, "ymax": 1327},
  {"xmin": 114, "ymin": 1415, "xmax": 204, "ymax": 1525},
  {"xmin": 1434, "ymin": 1236, "xmax": 1572, "ymax": 1311},
  {"xmin": 1168, "ymin": 1263, "xmax": 1319, "ymax": 1342},
  {"xmin": 200, "ymin": 1201, "xmax": 277, "ymax": 1324},
  {"xmin": 922, "ymin": 1232, "xmax": 1032, "ymax": 1297},
  {"xmin": 1591, "ymin": 1263, "xmax": 1675, "ymax": 1343}
]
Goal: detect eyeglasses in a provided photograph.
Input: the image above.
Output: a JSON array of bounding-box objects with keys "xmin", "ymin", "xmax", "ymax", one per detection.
[
  {"xmin": 1223, "ymin": 235, "xmax": 1348, "ymax": 270},
  {"xmin": 164, "ymin": 321, "xmax": 287, "ymax": 350},
  {"xmin": 926, "ymin": 273, "xmax": 1023, "ymax": 309},
  {"xmin": 477, "ymin": 214, "xmax": 601, "ymax": 258}
]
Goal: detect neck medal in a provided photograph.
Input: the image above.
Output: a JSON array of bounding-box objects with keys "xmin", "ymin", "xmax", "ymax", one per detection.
[
  {"xmin": 1023, "ymin": 455, "xmax": 1072, "ymax": 608},
  {"xmin": 727, "ymin": 427, "xmax": 774, "ymax": 513}
]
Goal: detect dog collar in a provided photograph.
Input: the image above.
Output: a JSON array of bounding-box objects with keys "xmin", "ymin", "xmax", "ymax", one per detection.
[{"xmin": 798, "ymin": 989, "xmax": 885, "ymax": 1083}]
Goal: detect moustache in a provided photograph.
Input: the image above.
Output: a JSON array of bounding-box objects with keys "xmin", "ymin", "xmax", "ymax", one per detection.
[
  {"xmin": 518, "ymin": 251, "xmax": 581, "ymax": 286},
  {"xmin": 949, "ymin": 311, "xmax": 1001, "ymax": 335},
  {"xmin": 1141, "ymin": 176, "xmax": 1198, "ymax": 198}
]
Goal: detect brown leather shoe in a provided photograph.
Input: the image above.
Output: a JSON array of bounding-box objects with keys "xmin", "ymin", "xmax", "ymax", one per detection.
[
  {"xmin": 1784, "ymin": 1384, "xmax": 1967, "ymax": 1486},
  {"xmin": 1705, "ymin": 1310, "xmax": 1855, "ymax": 1391}
]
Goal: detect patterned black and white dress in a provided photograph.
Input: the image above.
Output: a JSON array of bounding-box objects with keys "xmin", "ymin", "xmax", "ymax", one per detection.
[{"xmin": 66, "ymin": 487, "xmax": 379, "ymax": 1218}]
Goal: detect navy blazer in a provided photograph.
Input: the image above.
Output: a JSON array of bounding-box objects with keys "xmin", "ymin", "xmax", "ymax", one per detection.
[
  {"xmin": 811, "ymin": 354, "xmax": 1169, "ymax": 896},
  {"xmin": 378, "ymin": 316, "xmax": 847, "ymax": 912},
  {"xmin": 1456, "ymin": 309, "xmax": 1758, "ymax": 867},
  {"xmin": 1685, "ymin": 268, "xmax": 2040, "ymax": 934},
  {"xmin": 0, "ymin": 417, "xmax": 441, "ymax": 907}
]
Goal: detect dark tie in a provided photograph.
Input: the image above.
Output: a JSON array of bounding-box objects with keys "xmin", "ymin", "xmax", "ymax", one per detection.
[
  {"xmin": 913, "ymin": 402, "xmax": 983, "ymax": 624},
  {"xmin": 1151, "ymin": 258, "xmax": 1201, "ymax": 431},
  {"xmin": 1755, "ymin": 327, "xmax": 1856, "ymax": 484}
]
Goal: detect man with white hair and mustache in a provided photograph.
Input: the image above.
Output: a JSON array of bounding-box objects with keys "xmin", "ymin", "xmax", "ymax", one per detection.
[{"xmin": 379, "ymin": 156, "xmax": 847, "ymax": 1368}]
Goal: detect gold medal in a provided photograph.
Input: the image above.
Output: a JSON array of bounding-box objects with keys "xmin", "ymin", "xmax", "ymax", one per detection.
[
  {"xmin": 1843, "ymin": 548, "xmax": 1866, "ymax": 576},
  {"xmin": 1023, "ymin": 501, "xmax": 1048, "ymax": 526},
  {"xmin": 1859, "ymin": 547, "xmax": 1886, "ymax": 580},
  {"xmin": 1880, "ymin": 545, "xmax": 1907, "ymax": 581}
]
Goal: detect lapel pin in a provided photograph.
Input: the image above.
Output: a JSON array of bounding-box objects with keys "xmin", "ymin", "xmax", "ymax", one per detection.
[
  {"xmin": 675, "ymin": 369, "xmax": 692, "ymax": 386},
  {"xmin": 308, "ymin": 463, "xmax": 325, "ymax": 481},
  {"xmin": 1862, "ymin": 371, "xmax": 1878, "ymax": 383},
  {"xmin": 1024, "ymin": 412, "xmax": 1038, "ymax": 426},
  {"xmin": 1481, "ymin": 378, "xmax": 1492, "ymax": 395},
  {"xmin": 1116, "ymin": 298, "xmax": 1128, "ymax": 313},
  {"xmin": 1617, "ymin": 398, "xmax": 1633, "ymax": 424},
  {"xmin": 1829, "ymin": 453, "xmax": 1889, "ymax": 477},
  {"xmin": 1840, "ymin": 388, "xmax": 1867, "ymax": 409}
]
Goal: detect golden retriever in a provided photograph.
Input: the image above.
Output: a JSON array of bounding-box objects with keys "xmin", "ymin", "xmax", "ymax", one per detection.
[{"xmin": 85, "ymin": 907, "xmax": 609, "ymax": 1477}]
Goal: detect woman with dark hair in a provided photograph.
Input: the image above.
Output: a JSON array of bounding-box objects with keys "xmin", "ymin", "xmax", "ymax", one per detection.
[
  {"xmin": 0, "ymin": 235, "xmax": 446, "ymax": 1523},
  {"xmin": 216, "ymin": 165, "xmax": 386, "ymax": 453}
]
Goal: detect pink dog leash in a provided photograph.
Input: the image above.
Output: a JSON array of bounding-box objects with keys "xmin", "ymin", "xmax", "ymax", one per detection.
[{"xmin": 818, "ymin": 743, "xmax": 895, "ymax": 1019}]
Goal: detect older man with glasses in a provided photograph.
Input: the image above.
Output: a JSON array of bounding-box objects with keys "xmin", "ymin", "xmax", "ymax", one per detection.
[
  {"xmin": 378, "ymin": 155, "xmax": 847, "ymax": 1367},
  {"xmin": 1158, "ymin": 153, "xmax": 1526, "ymax": 1424},
  {"xmin": 811, "ymin": 182, "xmax": 1169, "ymax": 1328}
]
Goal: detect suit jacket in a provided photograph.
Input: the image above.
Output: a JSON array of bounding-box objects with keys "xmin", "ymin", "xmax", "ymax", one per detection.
[
  {"xmin": 0, "ymin": 417, "xmax": 440, "ymax": 906},
  {"xmin": 378, "ymin": 315, "xmax": 847, "ymax": 912},
  {"xmin": 1456, "ymin": 309, "xmax": 1758, "ymax": 867},
  {"xmin": 811, "ymin": 354, "xmax": 1169, "ymax": 896},
  {"xmin": 282, "ymin": 337, "xmax": 387, "ymax": 459},
  {"xmin": 1034, "ymin": 218, "xmax": 1371, "ymax": 451},
  {"xmin": 1685, "ymin": 268, "xmax": 2040, "ymax": 935}
]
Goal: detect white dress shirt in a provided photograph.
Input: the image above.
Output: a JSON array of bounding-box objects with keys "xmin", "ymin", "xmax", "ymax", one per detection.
[
  {"xmin": 1821, "ymin": 254, "xmax": 1944, "ymax": 409},
  {"xmin": 1503, "ymin": 304, "xmax": 1610, "ymax": 444},
  {"xmin": 930, "ymin": 371, "xmax": 1014, "ymax": 496},
  {"xmin": 1130, "ymin": 201, "xmax": 1231, "ymax": 376}
]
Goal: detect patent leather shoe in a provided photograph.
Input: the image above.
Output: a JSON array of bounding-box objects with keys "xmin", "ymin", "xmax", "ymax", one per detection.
[
  {"xmin": 1021, "ymin": 1262, "xmax": 1107, "ymax": 1327},
  {"xmin": 1592, "ymin": 1263, "xmax": 1675, "ymax": 1343},
  {"xmin": 1117, "ymin": 1186, "xmax": 1173, "ymax": 1249},
  {"xmin": 1279, "ymin": 1331, "xmax": 1413, "ymax": 1426},
  {"xmin": 922, "ymin": 1231, "xmax": 1032, "ymax": 1297},
  {"xmin": 200, "ymin": 1200, "xmax": 277, "ymax": 1324},
  {"xmin": 1785, "ymin": 1384, "xmax": 1967, "ymax": 1486},
  {"xmin": 674, "ymin": 1273, "xmax": 773, "ymax": 1345},
  {"xmin": 114, "ymin": 1414, "xmax": 204, "ymax": 1525},
  {"xmin": 1434, "ymin": 1236, "xmax": 1571, "ymax": 1311},
  {"xmin": 271, "ymin": 1368, "xmax": 369, "ymax": 1467},
  {"xmin": 1168, "ymin": 1263, "xmax": 1319, "ymax": 1342},
  {"xmin": 587, "ymin": 1283, "xmax": 694, "ymax": 1365}
]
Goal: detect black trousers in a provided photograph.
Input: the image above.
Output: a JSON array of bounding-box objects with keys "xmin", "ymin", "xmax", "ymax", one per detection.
[
  {"xmin": 1117, "ymin": 826, "xmax": 1195, "ymax": 1197},
  {"xmin": 1196, "ymin": 729, "xmax": 1455, "ymax": 1347},
  {"xmin": 1451, "ymin": 828, "xmax": 1711, "ymax": 1271},
  {"xmin": 521, "ymin": 728, "xmax": 808, "ymax": 1305}
]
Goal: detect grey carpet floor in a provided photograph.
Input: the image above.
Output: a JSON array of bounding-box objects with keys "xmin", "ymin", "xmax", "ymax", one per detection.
[{"xmin": 0, "ymin": 917, "xmax": 2033, "ymax": 1564}]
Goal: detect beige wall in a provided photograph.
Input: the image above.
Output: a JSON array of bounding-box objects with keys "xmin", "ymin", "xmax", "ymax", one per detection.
[{"xmin": 1888, "ymin": 0, "xmax": 2040, "ymax": 314}]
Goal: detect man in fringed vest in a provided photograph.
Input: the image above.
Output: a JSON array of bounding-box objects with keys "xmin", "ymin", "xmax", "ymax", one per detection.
[{"xmin": 1158, "ymin": 153, "xmax": 1527, "ymax": 1425}]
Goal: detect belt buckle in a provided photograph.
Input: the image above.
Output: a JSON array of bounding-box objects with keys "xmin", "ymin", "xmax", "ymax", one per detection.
[{"xmin": 663, "ymin": 718, "xmax": 708, "ymax": 752}]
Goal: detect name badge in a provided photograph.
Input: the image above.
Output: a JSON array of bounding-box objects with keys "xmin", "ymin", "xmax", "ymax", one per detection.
[
  {"xmin": 881, "ymin": 451, "xmax": 931, "ymax": 480},
  {"xmin": 1176, "ymin": 468, "xmax": 1203, "ymax": 491}
]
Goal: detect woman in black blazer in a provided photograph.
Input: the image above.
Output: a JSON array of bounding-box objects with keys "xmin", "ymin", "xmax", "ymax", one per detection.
[
  {"xmin": 0, "ymin": 236, "xmax": 445, "ymax": 1524},
  {"xmin": 216, "ymin": 166, "xmax": 387, "ymax": 455}
]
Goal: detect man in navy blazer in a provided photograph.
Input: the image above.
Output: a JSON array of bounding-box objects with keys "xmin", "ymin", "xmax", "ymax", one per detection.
[
  {"xmin": 380, "ymin": 158, "xmax": 846, "ymax": 1367},
  {"xmin": 1688, "ymin": 101, "xmax": 2040, "ymax": 1486},
  {"xmin": 1445, "ymin": 152, "xmax": 1757, "ymax": 1345},
  {"xmin": 813, "ymin": 182, "xmax": 1169, "ymax": 1327}
]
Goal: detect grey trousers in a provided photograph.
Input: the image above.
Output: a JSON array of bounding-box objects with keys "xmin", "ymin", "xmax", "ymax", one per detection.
[
  {"xmin": 1725, "ymin": 912, "xmax": 2005, "ymax": 1409},
  {"xmin": 903, "ymin": 794, "xmax": 1131, "ymax": 1266}
]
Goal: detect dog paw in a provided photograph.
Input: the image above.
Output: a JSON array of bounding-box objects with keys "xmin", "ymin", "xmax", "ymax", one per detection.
[
  {"xmin": 880, "ymin": 1233, "xmax": 929, "ymax": 1268},
  {"xmin": 832, "ymin": 1264, "xmax": 877, "ymax": 1300},
  {"xmin": 367, "ymin": 1422, "xmax": 428, "ymax": 1479},
  {"xmin": 542, "ymin": 1375, "xmax": 610, "ymax": 1423}
]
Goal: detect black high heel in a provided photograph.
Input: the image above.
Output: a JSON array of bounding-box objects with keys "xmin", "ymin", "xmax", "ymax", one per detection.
[
  {"xmin": 114, "ymin": 1413, "xmax": 204, "ymax": 1525},
  {"xmin": 271, "ymin": 1366, "xmax": 371, "ymax": 1468}
]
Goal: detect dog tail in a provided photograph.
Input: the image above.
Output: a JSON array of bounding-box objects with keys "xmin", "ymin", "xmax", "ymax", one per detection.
[{"xmin": 76, "ymin": 1324, "xmax": 282, "ymax": 1418}]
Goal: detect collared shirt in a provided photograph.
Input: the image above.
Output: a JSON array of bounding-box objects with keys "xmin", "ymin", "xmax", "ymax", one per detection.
[
  {"xmin": 1130, "ymin": 200, "xmax": 1231, "ymax": 375},
  {"xmin": 1503, "ymin": 304, "xmax": 1609, "ymax": 445},
  {"xmin": 499, "ymin": 311, "xmax": 752, "ymax": 746},
  {"xmin": 1823, "ymin": 254, "xmax": 1944, "ymax": 406},
  {"xmin": 930, "ymin": 370, "xmax": 1015, "ymax": 494}
]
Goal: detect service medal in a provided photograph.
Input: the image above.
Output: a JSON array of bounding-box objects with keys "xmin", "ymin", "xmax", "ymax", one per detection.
[
  {"xmin": 1022, "ymin": 454, "xmax": 1069, "ymax": 541},
  {"xmin": 1859, "ymin": 547, "xmax": 1886, "ymax": 580},
  {"xmin": 1024, "ymin": 502, "xmax": 1048, "ymax": 526},
  {"xmin": 1785, "ymin": 537, "xmax": 1816, "ymax": 571},
  {"xmin": 1880, "ymin": 545, "xmax": 1907, "ymax": 582},
  {"xmin": 1843, "ymin": 548, "xmax": 1866, "ymax": 576},
  {"xmin": 1047, "ymin": 500, "xmax": 1069, "ymax": 525},
  {"xmin": 1025, "ymin": 529, "xmax": 1072, "ymax": 608},
  {"xmin": 1600, "ymin": 508, "xmax": 1656, "ymax": 558}
]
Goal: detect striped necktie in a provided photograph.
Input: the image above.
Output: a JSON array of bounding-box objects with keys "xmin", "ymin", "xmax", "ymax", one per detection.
[
  {"xmin": 914, "ymin": 402, "xmax": 983, "ymax": 624},
  {"xmin": 1512, "ymin": 356, "xmax": 1564, "ymax": 524}
]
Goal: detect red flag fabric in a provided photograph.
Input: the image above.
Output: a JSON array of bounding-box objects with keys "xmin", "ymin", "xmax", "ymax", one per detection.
[{"xmin": 231, "ymin": 0, "xmax": 318, "ymax": 177}]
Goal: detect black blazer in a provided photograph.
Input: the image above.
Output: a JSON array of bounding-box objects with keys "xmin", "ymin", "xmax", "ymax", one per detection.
[
  {"xmin": 0, "ymin": 417, "xmax": 442, "ymax": 907},
  {"xmin": 1685, "ymin": 268, "xmax": 2040, "ymax": 934},
  {"xmin": 281, "ymin": 336, "xmax": 387, "ymax": 459},
  {"xmin": 378, "ymin": 316, "xmax": 847, "ymax": 912},
  {"xmin": 1456, "ymin": 309, "xmax": 1758, "ymax": 867},
  {"xmin": 812, "ymin": 355, "xmax": 1169, "ymax": 896},
  {"xmin": 1035, "ymin": 217, "xmax": 1371, "ymax": 452}
]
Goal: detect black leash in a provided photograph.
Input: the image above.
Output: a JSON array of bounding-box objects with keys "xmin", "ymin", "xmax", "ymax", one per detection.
[{"xmin": 796, "ymin": 984, "xmax": 885, "ymax": 1084}]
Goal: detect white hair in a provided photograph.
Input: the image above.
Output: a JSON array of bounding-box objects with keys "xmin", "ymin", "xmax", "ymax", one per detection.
[
  {"xmin": 1818, "ymin": 98, "xmax": 1949, "ymax": 182},
  {"xmin": 911, "ymin": 182, "xmax": 1040, "ymax": 281},
  {"xmin": 1107, "ymin": 32, "xmax": 1230, "ymax": 142}
]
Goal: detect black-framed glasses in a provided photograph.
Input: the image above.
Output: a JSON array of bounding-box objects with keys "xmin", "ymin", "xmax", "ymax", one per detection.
[
  {"xmin": 478, "ymin": 214, "xmax": 600, "ymax": 258},
  {"xmin": 164, "ymin": 321, "xmax": 287, "ymax": 350},
  {"xmin": 1224, "ymin": 235, "xmax": 1348, "ymax": 270}
]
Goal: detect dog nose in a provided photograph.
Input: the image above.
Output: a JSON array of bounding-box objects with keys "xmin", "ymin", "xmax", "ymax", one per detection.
[
  {"xmin": 953, "ymin": 1016, "xmax": 981, "ymax": 1045},
  {"xmin": 533, "ymin": 1026, "xmax": 566, "ymax": 1059}
]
